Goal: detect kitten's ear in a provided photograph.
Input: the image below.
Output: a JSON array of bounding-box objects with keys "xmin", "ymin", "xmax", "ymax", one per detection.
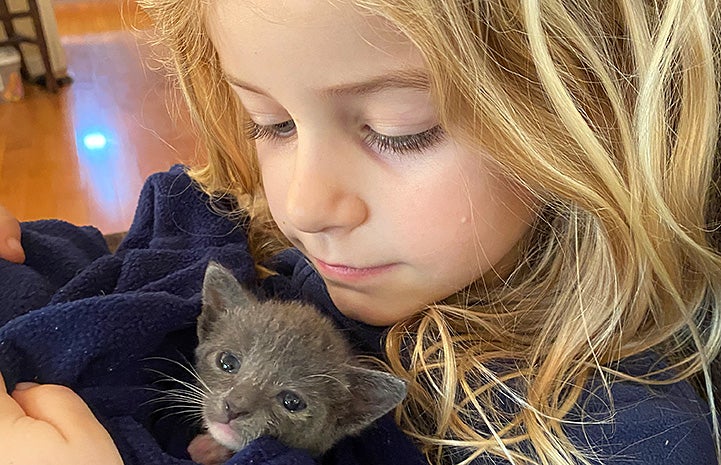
[
  {"xmin": 198, "ymin": 261, "xmax": 257, "ymax": 340},
  {"xmin": 339, "ymin": 366, "xmax": 407, "ymax": 434}
]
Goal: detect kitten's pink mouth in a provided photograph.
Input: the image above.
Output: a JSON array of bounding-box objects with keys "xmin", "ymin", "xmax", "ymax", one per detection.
[{"xmin": 207, "ymin": 421, "xmax": 242, "ymax": 449}]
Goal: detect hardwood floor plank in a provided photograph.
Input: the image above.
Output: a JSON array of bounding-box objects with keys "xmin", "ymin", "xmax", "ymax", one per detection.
[
  {"xmin": 53, "ymin": 0, "xmax": 152, "ymax": 36},
  {"xmin": 0, "ymin": 1, "xmax": 199, "ymax": 234}
]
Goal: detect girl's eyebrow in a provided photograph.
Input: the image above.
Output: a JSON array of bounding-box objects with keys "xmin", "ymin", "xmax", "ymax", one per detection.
[{"xmin": 223, "ymin": 68, "xmax": 430, "ymax": 97}]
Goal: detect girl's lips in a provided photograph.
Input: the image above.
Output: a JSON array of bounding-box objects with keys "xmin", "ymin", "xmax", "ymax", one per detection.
[{"xmin": 313, "ymin": 258, "xmax": 395, "ymax": 282}]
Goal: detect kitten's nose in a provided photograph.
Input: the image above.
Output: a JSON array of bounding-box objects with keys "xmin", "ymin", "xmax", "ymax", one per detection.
[{"xmin": 224, "ymin": 400, "xmax": 250, "ymax": 421}]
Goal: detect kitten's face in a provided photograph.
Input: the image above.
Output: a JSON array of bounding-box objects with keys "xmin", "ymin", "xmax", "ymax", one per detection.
[
  {"xmin": 195, "ymin": 297, "xmax": 354, "ymax": 454},
  {"xmin": 195, "ymin": 262, "xmax": 406, "ymax": 456}
]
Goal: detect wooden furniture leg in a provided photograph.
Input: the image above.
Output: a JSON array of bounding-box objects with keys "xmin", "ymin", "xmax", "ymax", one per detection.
[{"xmin": 0, "ymin": 0, "xmax": 58, "ymax": 92}]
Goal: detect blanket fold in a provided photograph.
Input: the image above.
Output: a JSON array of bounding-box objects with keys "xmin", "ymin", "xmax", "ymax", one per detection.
[{"xmin": 0, "ymin": 165, "xmax": 427, "ymax": 465}]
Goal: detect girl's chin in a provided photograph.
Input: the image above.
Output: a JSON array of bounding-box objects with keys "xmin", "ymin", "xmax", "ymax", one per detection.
[{"xmin": 326, "ymin": 285, "xmax": 425, "ymax": 326}]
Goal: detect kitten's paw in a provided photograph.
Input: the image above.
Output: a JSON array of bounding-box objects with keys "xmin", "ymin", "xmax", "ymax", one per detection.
[{"xmin": 188, "ymin": 433, "xmax": 234, "ymax": 465}]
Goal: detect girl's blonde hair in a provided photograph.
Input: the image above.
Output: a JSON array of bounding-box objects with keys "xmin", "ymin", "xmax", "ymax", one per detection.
[{"xmin": 138, "ymin": 0, "xmax": 721, "ymax": 463}]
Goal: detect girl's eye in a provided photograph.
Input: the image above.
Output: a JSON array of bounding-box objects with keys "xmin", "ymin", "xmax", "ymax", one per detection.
[
  {"xmin": 244, "ymin": 119, "xmax": 296, "ymax": 141},
  {"xmin": 364, "ymin": 125, "xmax": 445, "ymax": 157},
  {"xmin": 244, "ymin": 118, "xmax": 445, "ymax": 157},
  {"xmin": 276, "ymin": 390, "xmax": 307, "ymax": 412},
  {"xmin": 216, "ymin": 351, "xmax": 241, "ymax": 374}
]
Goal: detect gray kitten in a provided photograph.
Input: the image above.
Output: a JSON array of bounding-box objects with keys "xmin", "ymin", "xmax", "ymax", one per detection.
[{"xmin": 187, "ymin": 262, "xmax": 407, "ymax": 464}]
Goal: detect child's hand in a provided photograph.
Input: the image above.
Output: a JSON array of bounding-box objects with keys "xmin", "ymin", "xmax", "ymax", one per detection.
[
  {"xmin": 0, "ymin": 205, "xmax": 24, "ymax": 263},
  {"xmin": 0, "ymin": 372, "xmax": 123, "ymax": 465}
]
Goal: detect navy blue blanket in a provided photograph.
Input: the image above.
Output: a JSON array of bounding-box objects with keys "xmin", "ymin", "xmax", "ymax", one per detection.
[
  {"xmin": 0, "ymin": 165, "xmax": 423, "ymax": 465},
  {"xmin": 0, "ymin": 165, "xmax": 716, "ymax": 464}
]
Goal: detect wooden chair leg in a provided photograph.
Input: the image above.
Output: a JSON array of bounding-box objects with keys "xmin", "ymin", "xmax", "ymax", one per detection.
[
  {"xmin": 0, "ymin": 0, "xmax": 59, "ymax": 93},
  {"xmin": 0, "ymin": 3, "xmax": 28, "ymax": 80},
  {"xmin": 26, "ymin": 0, "xmax": 57, "ymax": 92},
  {"xmin": 0, "ymin": 0, "xmax": 15, "ymax": 38}
]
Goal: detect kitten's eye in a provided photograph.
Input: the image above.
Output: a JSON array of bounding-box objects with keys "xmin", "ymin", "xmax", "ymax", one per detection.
[
  {"xmin": 216, "ymin": 351, "xmax": 241, "ymax": 374},
  {"xmin": 277, "ymin": 390, "xmax": 307, "ymax": 412}
]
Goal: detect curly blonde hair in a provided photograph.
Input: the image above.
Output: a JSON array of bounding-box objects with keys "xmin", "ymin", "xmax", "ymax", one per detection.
[{"xmin": 138, "ymin": 0, "xmax": 721, "ymax": 463}]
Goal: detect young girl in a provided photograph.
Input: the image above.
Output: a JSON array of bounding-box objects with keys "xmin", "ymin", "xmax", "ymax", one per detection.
[{"xmin": 1, "ymin": 0, "xmax": 720, "ymax": 464}]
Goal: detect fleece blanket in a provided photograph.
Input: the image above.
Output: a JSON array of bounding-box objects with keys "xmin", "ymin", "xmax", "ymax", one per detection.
[
  {"xmin": 0, "ymin": 165, "xmax": 716, "ymax": 465},
  {"xmin": 0, "ymin": 165, "xmax": 424, "ymax": 465}
]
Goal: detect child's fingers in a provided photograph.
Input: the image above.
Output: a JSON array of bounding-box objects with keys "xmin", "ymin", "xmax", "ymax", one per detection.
[
  {"xmin": 7, "ymin": 381, "xmax": 124, "ymax": 464},
  {"xmin": 0, "ymin": 373, "xmax": 27, "ymax": 423},
  {"xmin": 2, "ymin": 237, "xmax": 25, "ymax": 264},
  {"xmin": 10, "ymin": 383, "xmax": 109, "ymax": 442},
  {"xmin": 0, "ymin": 205, "xmax": 24, "ymax": 264},
  {"xmin": 0, "ymin": 371, "xmax": 9, "ymax": 393}
]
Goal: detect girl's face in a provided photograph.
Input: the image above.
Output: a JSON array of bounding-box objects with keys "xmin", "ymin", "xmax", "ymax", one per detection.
[{"xmin": 207, "ymin": 0, "xmax": 537, "ymax": 325}]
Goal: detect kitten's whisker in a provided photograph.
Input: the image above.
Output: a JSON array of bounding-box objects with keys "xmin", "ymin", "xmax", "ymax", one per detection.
[
  {"xmin": 144, "ymin": 394, "xmax": 206, "ymax": 419},
  {"xmin": 144, "ymin": 367, "xmax": 209, "ymax": 397},
  {"xmin": 150, "ymin": 403, "xmax": 204, "ymax": 415},
  {"xmin": 140, "ymin": 395, "xmax": 205, "ymax": 409},
  {"xmin": 142, "ymin": 356, "xmax": 213, "ymax": 393},
  {"xmin": 139, "ymin": 385, "xmax": 207, "ymax": 413},
  {"xmin": 140, "ymin": 386, "xmax": 169, "ymax": 395},
  {"xmin": 146, "ymin": 394, "xmax": 205, "ymax": 407},
  {"xmin": 153, "ymin": 409, "xmax": 205, "ymax": 425},
  {"xmin": 152, "ymin": 388, "xmax": 206, "ymax": 402},
  {"xmin": 166, "ymin": 378, "xmax": 209, "ymax": 398},
  {"xmin": 137, "ymin": 361, "xmax": 212, "ymax": 429},
  {"xmin": 141, "ymin": 385, "xmax": 204, "ymax": 398}
]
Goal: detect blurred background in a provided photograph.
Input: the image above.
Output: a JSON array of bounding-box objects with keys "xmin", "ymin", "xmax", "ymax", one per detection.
[{"xmin": 0, "ymin": 0, "xmax": 200, "ymax": 234}]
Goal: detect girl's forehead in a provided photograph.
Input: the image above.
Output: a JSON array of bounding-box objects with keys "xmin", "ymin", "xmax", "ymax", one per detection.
[
  {"xmin": 205, "ymin": 0, "xmax": 394, "ymax": 38},
  {"xmin": 205, "ymin": 0, "xmax": 424, "ymax": 94},
  {"xmin": 208, "ymin": 0, "xmax": 372, "ymax": 24}
]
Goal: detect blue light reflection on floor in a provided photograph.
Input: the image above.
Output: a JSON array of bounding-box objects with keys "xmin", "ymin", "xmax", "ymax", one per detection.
[
  {"xmin": 74, "ymin": 120, "xmax": 120, "ymax": 210},
  {"xmin": 82, "ymin": 132, "xmax": 108, "ymax": 151}
]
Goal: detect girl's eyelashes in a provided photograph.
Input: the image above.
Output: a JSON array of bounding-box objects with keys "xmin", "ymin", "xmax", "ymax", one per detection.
[
  {"xmin": 363, "ymin": 125, "xmax": 445, "ymax": 157},
  {"xmin": 244, "ymin": 118, "xmax": 446, "ymax": 156},
  {"xmin": 244, "ymin": 119, "xmax": 297, "ymax": 142}
]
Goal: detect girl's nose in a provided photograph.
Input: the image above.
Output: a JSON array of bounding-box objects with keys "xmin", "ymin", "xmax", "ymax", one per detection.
[{"xmin": 285, "ymin": 142, "xmax": 368, "ymax": 234}]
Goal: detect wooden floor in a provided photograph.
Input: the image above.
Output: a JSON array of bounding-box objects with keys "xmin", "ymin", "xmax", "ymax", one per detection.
[{"xmin": 0, "ymin": 0, "xmax": 199, "ymax": 234}]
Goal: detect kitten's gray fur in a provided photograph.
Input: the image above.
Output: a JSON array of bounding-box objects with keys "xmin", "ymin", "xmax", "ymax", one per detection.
[{"xmin": 194, "ymin": 261, "xmax": 407, "ymax": 457}]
